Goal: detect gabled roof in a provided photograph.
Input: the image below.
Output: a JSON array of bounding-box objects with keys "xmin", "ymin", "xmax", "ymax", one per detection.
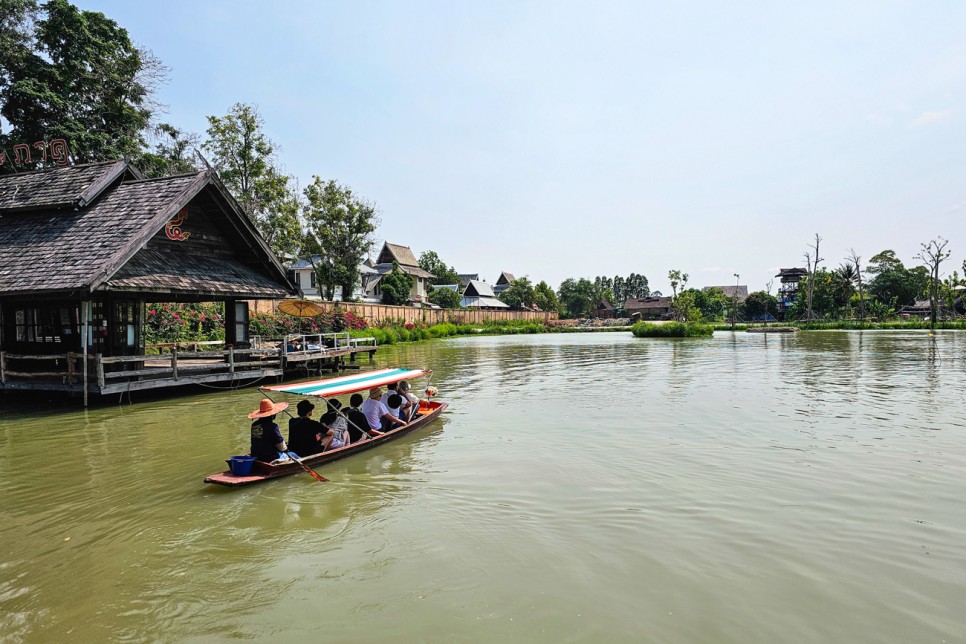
[
  {"xmin": 496, "ymin": 271, "xmax": 516, "ymax": 285},
  {"xmin": 624, "ymin": 296, "xmax": 672, "ymax": 309},
  {"xmin": 0, "ymin": 164, "xmax": 296, "ymax": 298},
  {"xmin": 704, "ymin": 285, "xmax": 749, "ymax": 301},
  {"xmin": 377, "ymin": 242, "xmax": 420, "ymax": 268},
  {"xmin": 371, "ymin": 262, "xmax": 435, "ymax": 280},
  {"xmin": 463, "ymin": 280, "xmax": 496, "ymax": 298},
  {"xmin": 0, "ymin": 160, "xmax": 144, "ymax": 213}
]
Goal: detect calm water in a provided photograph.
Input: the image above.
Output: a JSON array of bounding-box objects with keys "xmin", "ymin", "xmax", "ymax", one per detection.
[{"xmin": 1, "ymin": 331, "xmax": 965, "ymax": 643}]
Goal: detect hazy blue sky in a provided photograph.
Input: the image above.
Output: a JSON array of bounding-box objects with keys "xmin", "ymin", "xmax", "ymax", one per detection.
[{"xmin": 77, "ymin": 0, "xmax": 966, "ymax": 294}]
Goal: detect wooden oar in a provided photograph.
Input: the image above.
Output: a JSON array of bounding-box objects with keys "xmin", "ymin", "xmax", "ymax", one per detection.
[{"xmin": 285, "ymin": 451, "xmax": 329, "ymax": 483}]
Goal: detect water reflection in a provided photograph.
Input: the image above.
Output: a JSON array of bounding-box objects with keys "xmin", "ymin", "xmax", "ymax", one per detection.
[{"xmin": 2, "ymin": 331, "xmax": 966, "ymax": 642}]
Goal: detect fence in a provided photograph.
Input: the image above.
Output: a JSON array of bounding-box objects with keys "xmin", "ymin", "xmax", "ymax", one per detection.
[{"xmin": 249, "ymin": 300, "xmax": 558, "ymax": 325}]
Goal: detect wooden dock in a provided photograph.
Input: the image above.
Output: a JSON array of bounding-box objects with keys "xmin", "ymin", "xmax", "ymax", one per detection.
[{"xmin": 0, "ymin": 333, "xmax": 378, "ymax": 402}]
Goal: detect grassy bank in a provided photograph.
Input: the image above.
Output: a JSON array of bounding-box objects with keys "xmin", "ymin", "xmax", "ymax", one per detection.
[{"xmin": 631, "ymin": 321, "xmax": 714, "ymax": 338}]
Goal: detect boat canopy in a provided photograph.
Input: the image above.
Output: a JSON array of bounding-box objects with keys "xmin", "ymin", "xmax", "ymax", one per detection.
[{"xmin": 261, "ymin": 368, "xmax": 429, "ymax": 399}]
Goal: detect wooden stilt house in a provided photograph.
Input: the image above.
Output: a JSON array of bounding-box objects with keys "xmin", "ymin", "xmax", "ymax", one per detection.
[{"xmin": 0, "ymin": 161, "xmax": 298, "ymax": 402}]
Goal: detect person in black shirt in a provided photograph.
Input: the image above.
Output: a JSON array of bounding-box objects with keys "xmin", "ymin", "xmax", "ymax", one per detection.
[
  {"xmin": 345, "ymin": 393, "xmax": 371, "ymax": 443},
  {"xmin": 287, "ymin": 399, "xmax": 330, "ymax": 457}
]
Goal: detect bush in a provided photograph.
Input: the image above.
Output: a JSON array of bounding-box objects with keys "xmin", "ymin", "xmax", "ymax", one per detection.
[{"xmin": 632, "ymin": 321, "xmax": 714, "ymax": 337}]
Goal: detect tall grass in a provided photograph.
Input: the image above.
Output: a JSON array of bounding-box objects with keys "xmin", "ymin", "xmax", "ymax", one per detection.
[{"xmin": 631, "ymin": 322, "xmax": 714, "ymax": 338}]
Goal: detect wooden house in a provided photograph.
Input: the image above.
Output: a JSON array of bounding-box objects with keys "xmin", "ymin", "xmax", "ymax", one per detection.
[
  {"xmin": 493, "ymin": 271, "xmax": 516, "ymax": 296},
  {"xmin": 461, "ymin": 280, "xmax": 509, "ymax": 309},
  {"xmin": 362, "ymin": 242, "xmax": 435, "ymax": 305},
  {"xmin": 0, "ymin": 160, "xmax": 298, "ymax": 401},
  {"xmin": 624, "ymin": 296, "xmax": 673, "ymax": 320}
]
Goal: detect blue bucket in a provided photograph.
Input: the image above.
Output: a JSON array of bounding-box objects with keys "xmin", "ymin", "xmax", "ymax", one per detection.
[{"xmin": 229, "ymin": 455, "xmax": 256, "ymax": 476}]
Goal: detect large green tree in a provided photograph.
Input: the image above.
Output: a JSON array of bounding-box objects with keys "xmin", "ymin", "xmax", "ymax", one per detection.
[
  {"xmin": 203, "ymin": 103, "xmax": 301, "ymax": 258},
  {"xmin": 533, "ymin": 280, "xmax": 559, "ymax": 312},
  {"xmin": 301, "ymin": 177, "xmax": 379, "ymax": 301},
  {"xmin": 499, "ymin": 276, "xmax": 535, "ymax": 310},
  {"xmin": 428, "ymin": 286, "xmax": 461, "ymax": 309},
  {"xmin": 866, "ymin": 250, "xmax": 929, "ymax": 312},
  {"xmin": 1, "ymin": 0, "xmax": 160, "ymax": 168},
  {"xmin": 380, "ymin": 262, "xmax": 414, "ymax": 305},
  {"xmin": 557, "ymin": 278, "xmax": 595, "ymax": 318},
  {"xmin": 418, "ymin": 251, "xmax": 461, "ymax": 285}
]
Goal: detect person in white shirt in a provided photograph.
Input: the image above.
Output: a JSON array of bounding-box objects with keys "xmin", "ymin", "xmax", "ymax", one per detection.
[{"xmin": 360, "ymin": 386, "xmax": 407, "ymax": 434}]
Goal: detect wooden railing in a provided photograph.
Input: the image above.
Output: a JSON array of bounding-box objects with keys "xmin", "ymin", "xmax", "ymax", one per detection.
[
  {"xmin": 0, "ymin": 351, "xmax": 87, "ymax": 386},
  {"xmin": 95, "ymin": 347, "xmax": 282, "ymax": 388}
]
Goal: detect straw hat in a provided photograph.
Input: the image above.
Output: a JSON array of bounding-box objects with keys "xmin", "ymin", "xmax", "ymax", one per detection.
[
  {"xmin": 248, "ymin": 398, "xmax": 289, "ymax": 419},
  {"xmin": 368, "ymin": 386, "xmax": 384, "ymax": 398}
]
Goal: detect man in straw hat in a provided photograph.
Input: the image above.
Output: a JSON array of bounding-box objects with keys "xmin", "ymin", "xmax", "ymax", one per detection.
[
  {"xmin": 249, "ymin": 398, "xmax": 291, "ymax": 462},
  {"xmin": 360, "ymin": 386, "xmax": 408, "ymax": 435}
]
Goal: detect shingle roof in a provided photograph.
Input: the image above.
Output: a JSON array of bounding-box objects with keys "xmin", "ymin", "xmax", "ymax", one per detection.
[
  {"xmin": 625, "ymin": 296, "xmax": 672, "ymax": 309},
  {"xmin": 378, "ymin": 242, "xmax": 420, "ymax": 267},
  {"xmin": 0, "ymin": 173, "xmax": 202, "ymax": 294},
  {"xmin": 0, "ymin": 160, "xmax": 138, "ymax": 213},
  {"xmin": 0, "ymin": 165, "xmax": 295, "ymax": 298},
  {"xmin": 106, "ymin": 249, "xmax": 290, "ymax": 298}
]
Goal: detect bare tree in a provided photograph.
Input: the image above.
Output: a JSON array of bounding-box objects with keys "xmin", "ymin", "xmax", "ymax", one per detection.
[
  {"xmin": 802, "ymin": 234, "xmax": 823, "ymax": 320},
  {"xmin": 916, "ymin": 237, "xmax": 951, "ymax": 327},
  {"xmin": 846, "ymin": 249, "xmax": 864, "ymax": 320}
]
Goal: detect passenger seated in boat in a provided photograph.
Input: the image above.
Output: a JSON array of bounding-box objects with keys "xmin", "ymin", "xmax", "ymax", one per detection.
[
  {"xmin": 360, "ymin": 387, "xmax": 407, "ymax": 435},
  {"xmin": 249, "ymin": 399, "xmax": 291, "ymax": 462},
  {"xmin": 385, "ymin": 392, "xmax": 403, "ymax": 424},
  {"xmin": 345, "ymin": 394, "xmax": 371, "ymax": 443},
  {"xmin": 324, "ymin": 399, "xmax": 350, "ymax": 447},
  {"xmin": 320, "ymin": 411, "xmax": 347, "ymax": 450},
  {"xmin": 287, "ymin": 399, "xmax": 329, "ymax": 457},
  {"xmin": 397, "ymin": 380, "xmax": 419, "ymax": 420}
]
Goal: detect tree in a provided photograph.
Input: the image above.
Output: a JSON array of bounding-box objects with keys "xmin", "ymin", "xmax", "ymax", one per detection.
[
  {"xmin": 533, "ymin": 280, "xmax": 559, "ymax": 312},
  {"xmin": 802, "ymin": 234, "xmax": 823, "ymax": 320},
  {"xmin": 742, "ymin": 291, "xmax": 779, "ymax": 320},
  {"xmin": 557, "ymin": 278, "xmax": 595, "ymax": 318},
  {"xmin": 428, "ymin": 286, "xmax": 461, "ymax": 309},
  {"xmin": 916, "ymin": 237, "xmax": 952, "ymax": 326},
  {"xmin": 866, "ymin": 249, "xmax": 929, "ymax": 313},
  {"xmin": 667, "ymin": 269, "xmax": 689, "ymax": 320},
  {"xmin": 499, "ymin": 276, "xmax": 535, "ymax": 310},
  {"xmin": 380, "ymin": 262, "xmax": 414, "ymax": 305},
  {"xmin": 1, "ymin": 0, "xmax": 161, "ymax": 168},
  {"xmin": 138, "ymin": 123, "xmax": 199, "ymax": 178},
  {"xmin": 418, "ymin": 251, "xmax": 461, "ymax": 285},
  {"xmin": 203, "ymin": 103, "xmax": 301, "ymax": 257},
  {"xmin": 847, "ymin": 249, "xmax": 865, "ymax": 320},
  {"xmin": 301, "ymin": 177, "xmax": 379, "ymax": 301}
]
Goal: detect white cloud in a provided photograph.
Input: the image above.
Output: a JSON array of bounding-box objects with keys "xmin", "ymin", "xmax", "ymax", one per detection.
[{"xmin": 911, "ymin": 110, "xmax": 954, "ymax": 127}]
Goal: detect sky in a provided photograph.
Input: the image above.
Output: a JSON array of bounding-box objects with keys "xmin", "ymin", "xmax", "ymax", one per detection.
[{"xmin": 74, "ymin": 0, "xmax": 966, "ymax": 295}]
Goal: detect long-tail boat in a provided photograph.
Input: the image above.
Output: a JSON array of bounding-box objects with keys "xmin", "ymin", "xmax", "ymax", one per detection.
[{"xmin": 204, "ymin": 368, "xmax": 446, "ymax": 487}]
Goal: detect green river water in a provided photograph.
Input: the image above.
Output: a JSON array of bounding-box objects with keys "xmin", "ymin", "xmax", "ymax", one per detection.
[{"xmin": 1, "ymin": 331, "xmax": 964, "ymax": 643}]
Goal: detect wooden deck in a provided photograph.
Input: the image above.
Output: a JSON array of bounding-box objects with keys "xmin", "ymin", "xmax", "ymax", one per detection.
[{"xmin": 0, "ymin": 337, "xmax": 378, "ymax": 402}]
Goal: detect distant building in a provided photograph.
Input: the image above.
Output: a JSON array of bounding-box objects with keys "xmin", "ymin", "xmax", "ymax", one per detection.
[
  {"xmin": 493, "ymin": 271, "xmax": 516, "ymax": 295},
  {"xmin": 363, "ymin": 242, "xmax": 435, "ymax": 305},
  {"xmin": 703, "ymin": 285, "xmax": 748, "ymax": 302},
  {"xmin": 289, "ymin": 257, "xmax": 375, "ymax": 301},
  {"xmin": 776, "ymin": 268, "xmax": 808, "ymax": 317},
  {"xmin": 461, "ymin": 280, "xmax": 510, "ymax": 309},
  {"xmin": 624, "ymin": 296, "xmax": 673, "ymax": 320}
]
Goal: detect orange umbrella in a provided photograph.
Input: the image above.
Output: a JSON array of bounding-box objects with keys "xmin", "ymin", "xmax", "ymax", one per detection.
[{"xmin": 277, "ymin": 299, "xmax": 326, "ymax": 317}]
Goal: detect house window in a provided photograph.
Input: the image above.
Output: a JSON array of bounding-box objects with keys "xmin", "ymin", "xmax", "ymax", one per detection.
[
  {"xmin": 14, "ymin": 306, "xmax": 79, "ymax": 344},
  {"xmin": 234, "ymin": 301, "xmax": 249, "ymax": 344}
]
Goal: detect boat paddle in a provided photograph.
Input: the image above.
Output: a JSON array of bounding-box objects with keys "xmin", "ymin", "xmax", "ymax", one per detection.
[{"xmin": 285, "ymin": 451, "xmax": 329, "ymax": 483}]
